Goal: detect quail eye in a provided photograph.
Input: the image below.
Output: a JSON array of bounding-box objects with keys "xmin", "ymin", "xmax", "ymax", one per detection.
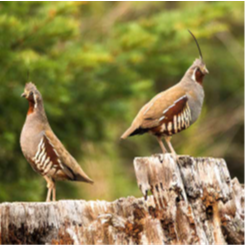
[
  {"xmin": 197, "ymin": 68, "xmax": 202, "ymax": 74},
  {"xmin": 195, "ymin": 68, "xmax": 203, "ymax": 77},
  {"xmin": 194, "ymin": 67, "xmax": 205, "ymax": 84},
  {"xmin": 28, "ymin": 91, "xmax": 34, "ymax": 99}
]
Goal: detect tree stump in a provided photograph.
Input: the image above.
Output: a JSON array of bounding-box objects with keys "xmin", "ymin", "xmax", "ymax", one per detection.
[{"xmin": 0, "ymin": 154, "xmax": 244, "ymax": 244}]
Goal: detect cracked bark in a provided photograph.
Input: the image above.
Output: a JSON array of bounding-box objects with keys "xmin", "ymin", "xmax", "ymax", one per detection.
[{"xmin": 0, "ymin": 154, "xmax": 244, "ymax": 244}]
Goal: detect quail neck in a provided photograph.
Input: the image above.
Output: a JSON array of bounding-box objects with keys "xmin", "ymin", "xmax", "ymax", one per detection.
[{"xmin": 179, "ymin": 59, "xmax": 208, "ymax": 124}]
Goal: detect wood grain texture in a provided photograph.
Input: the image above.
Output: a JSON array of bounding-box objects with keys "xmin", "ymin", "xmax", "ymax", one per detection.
[{"xmin": 0, "ymin": 154, "xmax": 244, "ymax": 244}]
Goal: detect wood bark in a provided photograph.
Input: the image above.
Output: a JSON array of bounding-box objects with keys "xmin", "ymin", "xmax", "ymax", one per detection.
[{"xmin": 0, "ymin": 154, "xmax": 244, "ymax": 244}]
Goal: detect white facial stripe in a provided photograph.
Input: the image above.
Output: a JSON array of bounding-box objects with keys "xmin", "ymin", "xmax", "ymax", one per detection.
[
  {"xmin": 191, "ymin": 67, "xmax": 197, "ymax": 82},
  {"xmin": 34, "ymin": 93, "xmax": 38, "ymax": 108}
]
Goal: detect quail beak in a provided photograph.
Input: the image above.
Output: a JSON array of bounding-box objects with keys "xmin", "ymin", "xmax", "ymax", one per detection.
[
  {"xmin": 203, "ymin": 66, "xmax": 209, "ymax": 74},
  {"xmin": 21, "ymin": 92, "xmax": 27, "ymax": 98}
]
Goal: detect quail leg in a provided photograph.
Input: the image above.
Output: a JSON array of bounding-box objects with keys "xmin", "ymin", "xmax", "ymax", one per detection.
[
  {"xmin": 52, "ymin": 181, "xmax": 56, "ymax": 202},
  {"xmin": 164, "ymin": 136, "xmax": 177, "ymax": 160},
  {"xmin": 46, "ymin": 187, "xmax": 52, "ymax": 202},
  {"xmin": 44, "ymin": 176, "xmax": 55, "ymax": 202},
  {"xmin": 156, "ymin": 136, "xmax": 167, "ymax": 154}
]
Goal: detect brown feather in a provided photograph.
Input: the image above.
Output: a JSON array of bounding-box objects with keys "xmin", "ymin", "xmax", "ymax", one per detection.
[
  {"xmin": 45, "ymin": 129, "xmax": 94, "ymax": 183},
  {"xmin": 121, "ymin": 83, "xmax": 189, "ymax": 138}
]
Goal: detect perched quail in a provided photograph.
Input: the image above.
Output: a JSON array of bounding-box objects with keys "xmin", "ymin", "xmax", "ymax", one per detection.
[
  {"xmin": 121, "ymin": 31, "xmax": 209, "ymax": 157},
  {"xmin": 20, "ymin": 83, "xmax": 93, "ymax": 202}
]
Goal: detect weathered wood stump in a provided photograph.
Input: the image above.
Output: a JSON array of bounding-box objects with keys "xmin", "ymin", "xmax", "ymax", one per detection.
[{"xmin": 0, "ymin": 154, "xmax": 244, "ymax": 244}]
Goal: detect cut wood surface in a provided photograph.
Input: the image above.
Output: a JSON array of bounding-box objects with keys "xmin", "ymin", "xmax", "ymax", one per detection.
[{"xmin": 0, "ymin": 154, "xmax": 244, "ymax": 244}]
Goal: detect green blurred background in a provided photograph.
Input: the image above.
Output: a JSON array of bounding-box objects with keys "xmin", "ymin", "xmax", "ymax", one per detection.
[{"xmin": 0, "ymin": 2, "xmax": 243, "ymax": 202}]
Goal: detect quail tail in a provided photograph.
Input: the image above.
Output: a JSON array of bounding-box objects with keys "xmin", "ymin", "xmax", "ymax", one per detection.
[
  {"xmin": 121, "ymin": 125, "xmax": 136, "ymax": 139},
  {"xmin": 74, "ymin": 167, "xmax": 94, "ymax": 184}
]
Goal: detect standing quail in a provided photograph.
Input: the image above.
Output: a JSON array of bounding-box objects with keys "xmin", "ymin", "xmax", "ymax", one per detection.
[
  {"xmin": 20, "ymin": 83, "xmax": 93, "ymax": 202},
  {"xmin": 121, "ymin": 31, "xmax": 209, "ymax": 157}
]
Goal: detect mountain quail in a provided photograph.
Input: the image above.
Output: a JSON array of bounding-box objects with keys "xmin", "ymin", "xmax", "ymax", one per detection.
[
  {"xmin": 121, "ymin": 31, "xmax": 209, "ymax": 157},
  {"xmin": 20, "ymin": 83, "xmax": 93, "ymax": 202}
]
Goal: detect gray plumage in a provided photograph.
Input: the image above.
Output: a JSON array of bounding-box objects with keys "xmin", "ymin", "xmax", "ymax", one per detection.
[
  {"xmin": 121, "ymin": 57, "xmax": 208, "ymax": 156},
  {"xmin": 20, "ymin": 83, "xmax": 93, "ymax": 201}
]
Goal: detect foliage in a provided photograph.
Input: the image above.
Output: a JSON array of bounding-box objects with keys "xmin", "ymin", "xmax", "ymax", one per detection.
[{"xmin": 0, "ymin": 2, "xmax": 243, "ymax": 202}]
